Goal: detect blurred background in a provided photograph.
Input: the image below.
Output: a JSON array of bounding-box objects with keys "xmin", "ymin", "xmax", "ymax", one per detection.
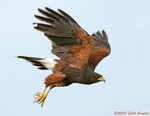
[{"xmin": 0, "ymin": 0, "xmax": 150, "ymax": 116}]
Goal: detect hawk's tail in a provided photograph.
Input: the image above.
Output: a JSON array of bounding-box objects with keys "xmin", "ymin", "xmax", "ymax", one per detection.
[{"xmin": 17, "ymin": 56, "xmax": 58, "ymax": 70}]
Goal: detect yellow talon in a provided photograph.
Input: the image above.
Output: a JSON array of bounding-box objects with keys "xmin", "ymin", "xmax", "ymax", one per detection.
[{"xmin": 34, "ymin": 86, "xmax": 51, "ymax": 107}]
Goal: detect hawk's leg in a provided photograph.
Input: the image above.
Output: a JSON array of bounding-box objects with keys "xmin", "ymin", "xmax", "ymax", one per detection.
[
  {"xmin": 34, "ymin": 85, "xmax": 52, "ymax": 107},
  {"xmin": 34, "ymin": 72, "xmax": 66, "ymax": 107}
]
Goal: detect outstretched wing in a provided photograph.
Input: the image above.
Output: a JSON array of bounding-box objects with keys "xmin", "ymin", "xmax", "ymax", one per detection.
[
  {"xmin": 34, "ymin": 7, "xmax": 80, "ymax": 58},
  {"xmin": 89, "ymin": 30, "xmax": 111, "ymax": 70},
  {"xmin": 34, "ymin": 7, "xmax": 94, "ymax": 69}
]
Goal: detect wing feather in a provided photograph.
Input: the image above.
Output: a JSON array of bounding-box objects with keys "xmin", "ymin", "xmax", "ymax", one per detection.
[
  {"xmin": 34, "ymin": 7, "xmax": 94, "ymax": 69},
  {"xmin": 89, "ymin": 30, "xmax": 111, "ymax": 70}
]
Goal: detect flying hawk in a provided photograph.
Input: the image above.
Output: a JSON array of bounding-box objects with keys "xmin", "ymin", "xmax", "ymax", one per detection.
[{"xmin": 17, "ymin": 7, "xmax": 111, "ymax": 107}]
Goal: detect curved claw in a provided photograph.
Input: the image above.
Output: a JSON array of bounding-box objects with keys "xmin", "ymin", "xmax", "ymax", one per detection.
[{"xmin": 34, "ymin": 86, "xmax": 51, "ymax": 107}]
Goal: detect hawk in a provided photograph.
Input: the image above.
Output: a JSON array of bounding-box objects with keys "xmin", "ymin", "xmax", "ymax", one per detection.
[{"xmin": 17, "ymin": 7, "xmax": 111, "ymax": 107}]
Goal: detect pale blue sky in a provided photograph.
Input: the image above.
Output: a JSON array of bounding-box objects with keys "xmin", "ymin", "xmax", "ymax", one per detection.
[{"xmin": 0, "ymin": 0, "xmax": 150, "ymax": 116}]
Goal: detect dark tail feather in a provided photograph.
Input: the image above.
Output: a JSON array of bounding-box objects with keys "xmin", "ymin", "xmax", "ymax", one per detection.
[{"xmin": 17, "ymin": 56, "xmax": 48, "ymax": 70}]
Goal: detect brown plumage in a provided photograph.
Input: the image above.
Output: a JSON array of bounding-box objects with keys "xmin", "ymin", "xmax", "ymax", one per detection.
[{"xmin": 17, "ymin": 7, "xmax": 111, "ymax": 107}]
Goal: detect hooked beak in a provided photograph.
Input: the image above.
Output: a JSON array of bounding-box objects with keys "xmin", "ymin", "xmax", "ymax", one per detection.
[{"xmin": 97, "ymin": 76, "xmax": 105, "ymax": 82}]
